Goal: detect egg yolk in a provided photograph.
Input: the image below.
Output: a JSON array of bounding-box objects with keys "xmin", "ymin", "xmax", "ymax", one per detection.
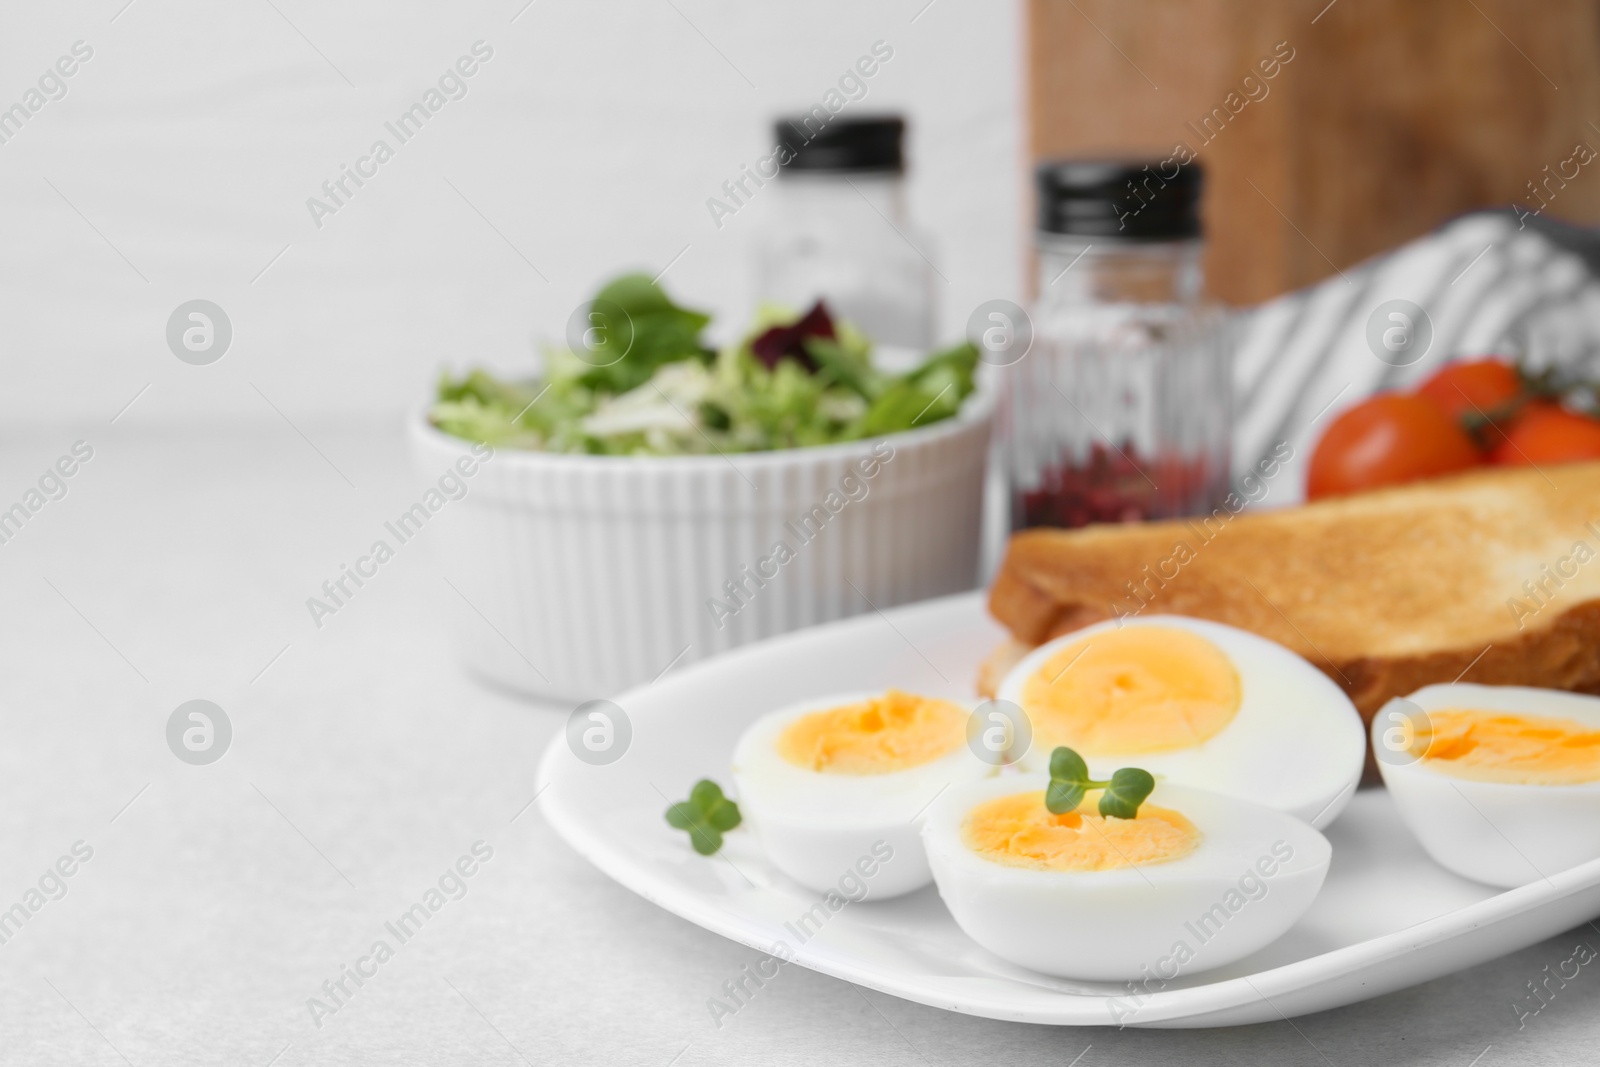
[
  {"xmin": 776, "ymin": 690, "xmax": 967, "ymax": 774},
  {"xmin": 1021, "ymin": 627, "xmax": 1242, "ymax": 755},
  {"xmin": 962, "ymin": 790, "xmax": 1200, "ymax": 871},
  {"xmin": 1416, "ymin": 709, "xmax": 1600, "ymax": 784}
]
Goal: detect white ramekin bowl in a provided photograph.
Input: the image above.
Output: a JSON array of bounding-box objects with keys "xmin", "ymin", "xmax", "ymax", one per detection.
[{"xmin": 407, "ymin": 392, "xmax": 992, "ymax": 702}]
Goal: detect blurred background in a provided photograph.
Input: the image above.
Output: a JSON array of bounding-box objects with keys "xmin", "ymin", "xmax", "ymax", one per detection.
[
  {"xmin": 1033, "ymin": 0, "xmax": 1600, "ymax": 304},
  {"xmin": 0, "ymin": 0, "xmax": 1022, "ymax": 429},
  {"xmin": 7, "ymin": 0, "xmax": 1600, "ymax": 432}
]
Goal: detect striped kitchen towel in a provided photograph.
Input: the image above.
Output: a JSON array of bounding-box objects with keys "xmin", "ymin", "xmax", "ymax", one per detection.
[{"xmin": 1233, "ymin": 209, "xmax": 1600, "ymax": 500}]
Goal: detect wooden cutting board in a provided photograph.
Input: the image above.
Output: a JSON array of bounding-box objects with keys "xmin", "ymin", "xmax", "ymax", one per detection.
[{"xmin": 1029, "ymin": 0, "xmax": 1600, "ymax": 304}]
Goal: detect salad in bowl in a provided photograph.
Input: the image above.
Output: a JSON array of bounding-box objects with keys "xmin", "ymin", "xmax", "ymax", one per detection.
[
  {"xmin": 412, "ymin": 273, "xmax": 992, "ymax": 700},
  {"xmin": 429, "ymin": 272, "xmax": 980, "ymax": 456}
]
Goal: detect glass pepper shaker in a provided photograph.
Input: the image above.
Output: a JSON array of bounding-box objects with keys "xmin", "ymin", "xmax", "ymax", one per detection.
[{"xmin": 1005, "ymin": 159, "xmax": 1231, "ymax": 529}]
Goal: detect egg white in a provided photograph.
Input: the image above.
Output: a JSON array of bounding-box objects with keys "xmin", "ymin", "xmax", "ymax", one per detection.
[
  {"xmin": 998, "ymin": 615, "xmax": 1365, "ymax": 829},
  {"xmin": 921, "ymin": 776, "xmax": 1331, "ymax": 980},
  {"xmin": 1375, "ymin": 684, "xmax": 1600, "ymax": 888},
  {"xmin": 730, "ymin": 691, "xmax": 994, "ymax": 899}
]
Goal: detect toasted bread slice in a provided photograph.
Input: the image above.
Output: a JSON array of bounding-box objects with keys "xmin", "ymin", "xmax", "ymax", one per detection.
[
  {"xmin": 975, "ymin": 638, "xmax": 1030, "ymax": 700},
  {"xmin": 986, "ymin": 461, "xmax": 1600, "ymax": 718}
]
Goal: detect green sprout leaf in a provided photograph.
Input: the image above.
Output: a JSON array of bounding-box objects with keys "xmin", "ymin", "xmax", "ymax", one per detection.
[
  {"xmin": 1045, "ymin": 747, "xmax": 1091, "ymax": 814},
  {"xmin": 1098, "ymin": 767, "xmax": 1156, "ymax": 820},
  {"xmin": 1044, "ymin": 746, "xmax": 1154, "ymax": 820},
  {"xmin": 1048, "ymin": 746, "xmax": 1090, "ymax": 782},
  {"xmin": 665, "ymin": 779, "xmax": 742, "ymax": 855}
]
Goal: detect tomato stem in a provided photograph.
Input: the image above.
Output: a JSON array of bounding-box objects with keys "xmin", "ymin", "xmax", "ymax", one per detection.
[{"xmin": 1456, "ymin": 362, "xmax": 1600, "ymax": 444}]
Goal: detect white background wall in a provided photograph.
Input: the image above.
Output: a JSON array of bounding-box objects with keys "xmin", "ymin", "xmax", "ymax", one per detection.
[{"xmin": 0, "ymin": 0, "xmax": 1025, "ymax": 430}]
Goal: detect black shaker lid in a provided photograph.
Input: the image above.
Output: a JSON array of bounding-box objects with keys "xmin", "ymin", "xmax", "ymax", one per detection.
[
  {"xmin": 1037, "ymin": 159, "xmax": 1203, "ymax": 239},
  {"xmin": 775, "ymin": 116, "xmax": 904, "ymax": 174}
]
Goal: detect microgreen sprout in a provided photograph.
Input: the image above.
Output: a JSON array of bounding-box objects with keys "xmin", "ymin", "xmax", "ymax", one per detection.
[
  {"xmin": 1045, "ymin": 746, "xmax": 1156, "ymax": 820},
  {"xmin": 664, "ymin": 779, "xmax": 742, "ymax": 855}
]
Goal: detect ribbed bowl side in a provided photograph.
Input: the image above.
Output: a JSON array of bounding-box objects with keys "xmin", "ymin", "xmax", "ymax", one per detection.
[{"xmin": 409, "ymin": 404, "xmax": 992, "ymax": 702}]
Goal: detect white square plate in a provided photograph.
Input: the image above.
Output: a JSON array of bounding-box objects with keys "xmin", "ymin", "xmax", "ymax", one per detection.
[{"xmin": 538, "ymin": 592, "xmax": 1600, "ymax": 1027}]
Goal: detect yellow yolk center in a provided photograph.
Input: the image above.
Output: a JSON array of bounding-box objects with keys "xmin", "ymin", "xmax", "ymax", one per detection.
[
  {"xmin": 1021, "ymin": 626, "xmax": 1242, "ymax": 755},
  {"xmin": 1417, "ymin": 709, "xmax": 1600, "ymax": 784},
  {"xmin": 962, "ymin": 790, "xmax": 1201, "ymax": 871},
  {"xmin": 776, "ymin": 690, "xmax": 967, "ymax": 774}
]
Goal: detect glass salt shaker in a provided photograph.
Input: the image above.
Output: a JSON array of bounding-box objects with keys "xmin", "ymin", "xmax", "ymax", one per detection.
[
  {"xmin": 752, "ymin": 116, "xmax": 935, "ymax": 354},
  {"xmin": 1005, "ymin": 159, "xmax": 1231, "ymax": 529}
]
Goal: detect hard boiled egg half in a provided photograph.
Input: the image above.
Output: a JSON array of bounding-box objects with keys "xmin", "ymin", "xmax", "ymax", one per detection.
[
  {"xmin": 1375, "ymin": 684, "xmax": 1600, "ymax": 887},
  {"xmin": 997, "ymin": 616, "xmax": 1364, "ymax": 828},
  {"xmin": 922, "ymin": 775, "xmax": 1331, "ymax": 980},
  {"xmin": 731, "ymin": 690, "xmax": 993, "ymax": 899}
]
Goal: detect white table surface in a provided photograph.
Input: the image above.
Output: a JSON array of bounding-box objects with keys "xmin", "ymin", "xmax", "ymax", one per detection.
[{"xmin": 1, "ymin": 422, "xmax": 1594, "ymax": 1066}]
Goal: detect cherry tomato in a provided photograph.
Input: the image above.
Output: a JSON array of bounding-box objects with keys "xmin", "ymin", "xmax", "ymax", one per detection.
[
  {"xmin": 1489, "ymin": 403, "xmax": 1600, "ymax": 465},
  {"xmin": 1415, "ymin": 359, "xmax": 1521, "ymax": 422},
  {"xmin": 1307, "ymin": 394, "xmax": 1482, "ymax": 500}
]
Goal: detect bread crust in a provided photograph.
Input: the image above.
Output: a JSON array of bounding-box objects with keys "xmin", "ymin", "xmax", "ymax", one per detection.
[{"xmin": 975, "ymin": 638, "xmax": 1030, "ymax": 699}]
